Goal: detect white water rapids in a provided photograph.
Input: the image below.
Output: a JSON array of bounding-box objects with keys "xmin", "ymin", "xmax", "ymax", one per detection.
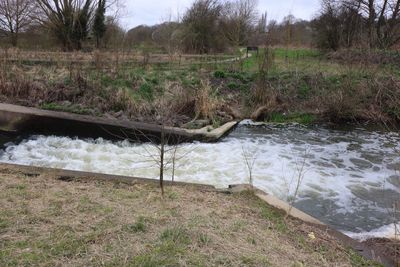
[{"xmin": 1, "ymin": 121, "xmax": 399, "ymax": 240}]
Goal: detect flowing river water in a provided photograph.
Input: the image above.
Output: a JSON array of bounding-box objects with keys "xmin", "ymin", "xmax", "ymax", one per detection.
[{"xmin": 1, "ymin": 121, "xmax": 399, "ymax": 240}]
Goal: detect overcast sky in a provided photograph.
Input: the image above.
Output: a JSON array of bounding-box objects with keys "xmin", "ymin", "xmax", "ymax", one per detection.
[{"xmin": 118, "ymin": 0, "xmax": 321, "ymax": 29}]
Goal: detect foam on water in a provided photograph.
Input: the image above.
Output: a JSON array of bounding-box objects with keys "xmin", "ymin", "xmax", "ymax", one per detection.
[
  {"xmin": 1, "ymin": 123, "xmax": 399, "ymax": 236},
  {"xmin": 345, "ymin": 223, "xmax": 399, "ymax": 241}
]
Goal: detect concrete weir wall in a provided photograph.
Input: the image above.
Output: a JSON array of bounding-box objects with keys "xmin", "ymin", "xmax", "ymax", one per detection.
[{"xmin": 0, "ymin": 103, "xmax": 238, "ymax": 143}]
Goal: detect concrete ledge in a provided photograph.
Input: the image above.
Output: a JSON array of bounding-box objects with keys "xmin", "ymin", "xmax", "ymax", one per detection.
[
  {"xmin": 0, "ymin": 163, "xmax": 216, "ymax": 190},
  {"xmin": 0, "ymin": 103, "xmax": 238, "ymax": 143},
  {"xmin": 228, "ymin": 184, "xmax": 324, "ymax": 225},
  {"xmin": 255, "ymin": 192, "xmax": 324, "ymax": 225},
  {"xmin": 186, "ymin": 121, "xmax": 239, "ymax": 142}
]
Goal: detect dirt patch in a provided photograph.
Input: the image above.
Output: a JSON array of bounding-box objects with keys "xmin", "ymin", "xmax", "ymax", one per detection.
[{"xmin": 0, "ymin": 164, "xmax": 381, "ymax": 266}]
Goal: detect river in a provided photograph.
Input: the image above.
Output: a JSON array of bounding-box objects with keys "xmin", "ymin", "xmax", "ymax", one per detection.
[{"xmin": 1, "ymin": 121, "xmax": 399, "ymax": 240}]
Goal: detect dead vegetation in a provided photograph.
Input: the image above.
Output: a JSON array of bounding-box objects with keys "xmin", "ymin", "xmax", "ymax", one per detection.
[
  {"xmin": 248, "ymin": 65, "xmax": 400, "ymax": 125},
  {"xmin": 1, "ymin": 48, "xmax": 400, "ymax": 128},
  {"xmin": 0, "ymin": 164, "xmax": 381, "ymax": 266}
]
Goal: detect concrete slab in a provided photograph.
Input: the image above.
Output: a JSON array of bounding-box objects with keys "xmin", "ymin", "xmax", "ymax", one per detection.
[{"xmin": 0, "ymin": 103, "xmax": 238, "ymax": 143}]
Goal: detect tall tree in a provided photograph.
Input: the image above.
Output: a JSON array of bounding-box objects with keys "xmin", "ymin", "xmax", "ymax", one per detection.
[
  {"xmin": 35, "ymin": 0, "xmax": 96, "ymax": 51},
  {"xmin": 0, "ymin": 0, "xmax": 33, "ymax": 46},
  {"xmin": 93, "ymin": 0, "xmax": 106, "ymax": 48},
  {"xmin": 221, "ymin": 0, "xmax": 258, "ymax": 47},
  {"xmin": 257, "ymin": 11, "xmax": 267, "ymax": 33},
  {"xmin": 71, "ymin": 0, "xmax": 92, "ymax": 50},
  {"xmin": 312, "ymin": 0, "xmax": 342, "ymax": 50},
  {"xmin": 181, "ymin": 0, "xmax": 223, "ymax": 53}
]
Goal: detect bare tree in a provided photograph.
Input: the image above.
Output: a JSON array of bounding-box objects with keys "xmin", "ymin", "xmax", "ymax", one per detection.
[
  {"xmin": 221, "ymin": 0, "xmax": 258, "ymax": 47},
  {"xmin": 152, "ymin": 21, "xmax": 181, "ymax": 59},
  {"xmin": 34, "ymin": 0, "xmax": 96, "ymax": 51},
  {"xmin": 283, "ymin": 147, "xmax": 310, "ymax": 217},
  {"xmin": 242, "ymin": 145, "xmax": 258, "ymax": 187},
  {"xmin": 128, "ymin": 112, "xmax": 194, "ymax": 196},
  {"xmin": 0, "ymin": 0, "xmax": 34, "ymax": 46},
  {"xmin": 257, "ymin": 11, "xmax": 267, "ymax": 33},
  {"xmin": 375, "ymin": 0, "xmax": 400, "ymax": 48},
  {"xmin": 181, "ymin": 0, "xmax": 223, "ymax": 53},
  {"xmin": 344, "ymin": 0, "xmax": 400, "ymax": 48},
  {"xmin": 102, "ymin": 16, "xmax": 125, "ymax": 49},
  {"xmin": 312, "ymin": 0, "xmax": 342, "ymax": 50},
  {"xmin": 34, "ymin": 0, "xmax": 120, "ymax": 50}
]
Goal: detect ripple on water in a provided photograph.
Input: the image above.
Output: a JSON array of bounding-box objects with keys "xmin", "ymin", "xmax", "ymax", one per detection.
[
  {"xmin": 388, "ymin": 175, "xmax": 400, "ymax": 189},
  {"xmin": 349, "ymin": 158, "xmax": 373, "ymax": 170},
  {"xmin": 387, "ymin": 162, "xmax": 400, "ymax": 171},
  {"xmin": 360, "ymin": 153, "xmax": 384, "ymax": 165}
]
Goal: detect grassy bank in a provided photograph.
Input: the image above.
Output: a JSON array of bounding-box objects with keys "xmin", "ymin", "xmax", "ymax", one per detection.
[
  {"xmin": 0, "ymin": 48, "xmax": 399, "ymax": 127},
  {"xmin": 0, "ymin": 164, "xmax": 380, "ymax": 266}
]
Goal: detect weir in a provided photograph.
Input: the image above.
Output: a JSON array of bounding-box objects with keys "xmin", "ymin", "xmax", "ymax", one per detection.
[{"xmin": 0, "ymin": 103, "xmax": 238, "ymax": 143}]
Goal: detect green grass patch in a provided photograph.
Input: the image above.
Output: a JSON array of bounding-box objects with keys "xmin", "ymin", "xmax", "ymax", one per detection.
[
  {"xmin": 137, "ymin": 83, "xmax": 154, "ymax": 101},
  {"xmin": 298, "ymin": 81, "xmax": 312, "ymax": 99},
  {"xmin": 130, "ymin": 241, "xmax": 187, "ymax": 267},
  {"xmin": 273, "ymin": 48, "xmax": 321, "ymax": 59},
  {"xmin": 259, "ymin": 205, "xmax": 288, "ymax": 233},
  {"xmin": 0, "ymin": 217, "xmax": 9, "ymax": 233},
  {"xmin": 129, "ymin": 226, "xmax": 192, "ymax": 266},
  {"xmin": 160, "ymin": 226, "xmax": 190, "ymax": 245},
  {"xmin": 238, "ymin": 190, "xmax": 288, "ymax": 233},
  {"xmin": 267, "ymin": 113, "xmax": 317, "ymax": 124},
  {"xmin": 197, "ymin": 233, "xmax": 210, "ymax": 246},
  {"xmin": 242, "ymin": 53, "xmax": 258, "ymax": 71},
  {"xmin": 227, "ymin": 71, "xmax": 254, "ymax": 83},
  {"xmin": 40, "ymin": 103, "xmax": 93, "ymax": 115},
  {"xmin": 99, "ymin": 74, "xmax": 132, "ymax": 88},
  {"xmin": 123, "ymin": 216, "xmax": 147, "ymax": 233},
  {"xmin": 45, "ymin": 229, "xmax": 88, "ymax": 257}
]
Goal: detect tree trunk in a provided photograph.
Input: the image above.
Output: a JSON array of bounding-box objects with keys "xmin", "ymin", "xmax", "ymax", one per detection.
[
  {"xmin": 367, "ymin": 0, "xmax": 376, "ymax": 48},
  {"xmin": 159, "ymin": 130, "xmax": 165, "ymax": 196},
  {"xmin": 10, "ymin": 33, "xmax": 18, "ymax": 47}
]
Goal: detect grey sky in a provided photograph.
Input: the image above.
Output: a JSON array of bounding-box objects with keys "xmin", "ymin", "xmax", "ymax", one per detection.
[{"xmin": 118, "ymin": 0, "xmax": 321, "ymax": 29}]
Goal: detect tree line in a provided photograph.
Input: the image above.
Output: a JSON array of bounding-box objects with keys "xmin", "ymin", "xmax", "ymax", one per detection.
[
  {"xmin": 0, "ymin": 0, "xmax": 269, "ymax": 52},
  {"xmin": 0, "ymin": 0, "xmax": 399, "ymax": 52},
  {"xmin": 312, "ymin": 0, "xmax": 400, "ymax": 50},
  {"xmin": 0, "ymin": 0, "xmax": 111, "ymax": 50}
]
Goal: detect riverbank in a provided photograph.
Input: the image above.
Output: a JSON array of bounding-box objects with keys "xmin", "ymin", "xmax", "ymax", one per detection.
[
  {"xmin": 0, "ymin": 164, "xmax": 383, "ymax": 266},
  {"xmin": 1, "ymin": 48, "xmax": 399, "ymax": 128}
]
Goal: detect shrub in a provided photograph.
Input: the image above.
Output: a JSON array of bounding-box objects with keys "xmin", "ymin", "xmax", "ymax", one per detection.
[
  {"xmin": 227, "ymin": 81, "xmax": 239, "ymax": 90},
  {"xmin": 213, "ymin": 70, "xmax": 226, "ymax": 79}
]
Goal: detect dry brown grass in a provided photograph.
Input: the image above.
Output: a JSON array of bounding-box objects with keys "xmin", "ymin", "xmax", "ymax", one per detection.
[
  {"xmin": 1, "ymin": 48, "xmax": 400, "ymax": 126},
  {"xmin": 194, "ymin": 80, "xmax": 220, "ymax": 121},
  {"xmin": 0, "ymin": 48, "xmax": 234, "ymax": 67},
  {"xmin": 0, "ymin": 164, "xmax": 369, "ymax": 267}
]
